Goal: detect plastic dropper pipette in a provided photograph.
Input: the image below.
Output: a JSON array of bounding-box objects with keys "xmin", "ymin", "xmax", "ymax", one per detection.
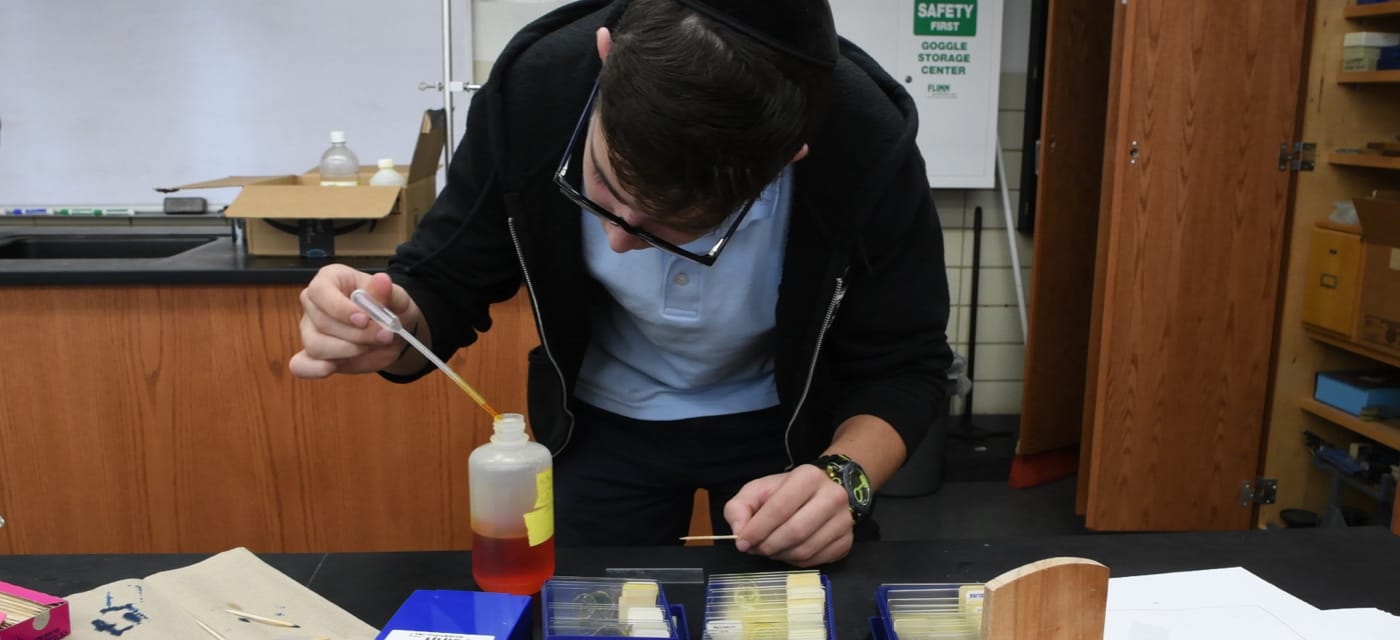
[{"xmin": 350, "ymin": 289, "xmax": 500, "ymax": 419}]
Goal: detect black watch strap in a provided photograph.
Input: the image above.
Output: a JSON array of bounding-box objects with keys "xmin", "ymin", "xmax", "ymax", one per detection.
[{"xmin": 810, "ymin": 453, "xmax": 874, "ymax": 524}]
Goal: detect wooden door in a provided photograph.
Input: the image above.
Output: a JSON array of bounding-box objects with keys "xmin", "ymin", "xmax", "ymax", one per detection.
[
  {"xmin": 1083, "ymin": 0, "xmax": 1309, "ymax": 530},
  {"xmin": 1018, "ymin": 0, "xmax": 1116, "ymax": 455}
]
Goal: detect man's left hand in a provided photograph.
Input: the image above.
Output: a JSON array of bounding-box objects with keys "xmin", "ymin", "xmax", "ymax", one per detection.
[{"xmin": 723, "ymin": 465, "xmax": 854, "ymax": 567}]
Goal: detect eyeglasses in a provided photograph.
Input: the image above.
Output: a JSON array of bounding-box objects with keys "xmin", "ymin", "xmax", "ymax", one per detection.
[{"xmin": 554, "ymin": 79, "xmax": 755, "ymax": 267}]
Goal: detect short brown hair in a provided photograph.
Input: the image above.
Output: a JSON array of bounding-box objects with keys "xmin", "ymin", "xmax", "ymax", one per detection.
[{"xmin": 598, "ymin": 0, "xmax": 834, "ymax": 230}]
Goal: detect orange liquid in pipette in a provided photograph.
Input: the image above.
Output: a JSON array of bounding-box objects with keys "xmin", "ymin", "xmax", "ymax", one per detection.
[{"xmin": 448, "ymin": 375, "xmax": 500, "ymax": 419}]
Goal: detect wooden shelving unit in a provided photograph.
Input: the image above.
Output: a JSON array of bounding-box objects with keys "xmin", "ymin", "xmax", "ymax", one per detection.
[
  {"xmin": 1338, "ymin": 70, "xmax": 1400, "ymax": 84},
  {"xmin": 1307, "ymin": 328, "xmax": 1400, "ymax": 368},
  {"xmin": 1300, "ymin": 397, "xmax": 1400, "ymax": 451},
  {"xmin": 1328, "ymin": 152, "xmax": 1400, "ymax": 170},
  {"xmin": 1263, "ymin": 0, "xmax": 1400, "ymax": 536},
  {"xmin": 1344, "ymin": 2, "xmax": 1400, "ymax": 19}
]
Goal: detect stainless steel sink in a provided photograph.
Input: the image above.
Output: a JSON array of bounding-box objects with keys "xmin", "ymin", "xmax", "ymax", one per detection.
[{"xmin": 0, "ymin": 234, "xmax": 221, "ymax": 260}]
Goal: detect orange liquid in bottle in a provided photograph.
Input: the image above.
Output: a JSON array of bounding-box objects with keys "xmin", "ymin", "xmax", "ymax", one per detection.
[{"xmin": 471, "ymin": 531, "xmax": 555, "ymax": 595}]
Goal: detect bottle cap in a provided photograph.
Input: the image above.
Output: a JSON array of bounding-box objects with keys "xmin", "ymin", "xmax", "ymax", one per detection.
[
  {"xmin": 329, "ymin": 130, "xmax": 347, "ymax": 143},
  {"xmin": 491, "ymin": 413, "xmax": 529, "ymax": 443},
  {"xmin": 377, "ymin": 158, "xmax": 396, "ymax": 169}
]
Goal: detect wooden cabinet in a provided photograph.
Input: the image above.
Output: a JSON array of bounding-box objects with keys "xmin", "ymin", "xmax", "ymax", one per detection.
[
  {"xmin": 1263, "ymin": 0, "xmax": 1400, "ymax": 537},
  {"xmin": 1023, "ymin": 0, "xmax": 1309, "ymax": 530},
  {"xmin": 0, "ymin": 285, "xmax": 534, "ymax": 553},
  {"xmin": 1025, "ymin": 0, "xmax": 1399, "ymax": 532}
]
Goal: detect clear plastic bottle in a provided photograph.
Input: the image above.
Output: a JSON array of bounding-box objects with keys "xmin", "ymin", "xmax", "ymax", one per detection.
[
  {"xmin": 318, "ymin": 131, "xmax": 360, "ymax": 187},
  {"xmin": 368, "ymin": 158, "xmax": 407, "ymax": 187},
  {"xmin": 469, "ymin": 413, "xmax": 555, "ymax": 595}
]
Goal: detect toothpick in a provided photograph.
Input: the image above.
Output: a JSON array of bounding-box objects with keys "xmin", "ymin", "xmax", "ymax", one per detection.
[
  {"xmin": 196, "ymin": 619, "xmax": 229, "ymax": 640},
  {"xmin": 223, "ymin": 608, "xmax": 300, "ymax": 628},
  {"xmin": 0, "ymin": 593, "xmax": 45, "ymax": 617},
  {"xmin": 679, "ymin": 534, "xmax": 739, "ymax": 541}
]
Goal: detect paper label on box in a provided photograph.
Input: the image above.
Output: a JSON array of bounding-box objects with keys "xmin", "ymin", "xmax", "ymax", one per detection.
[
  {"xmin": 705, "ymin": 619, "xmax": 744, "ymax": 640},
  {"xmin": 960, "ymin": 585, "xmax": 985, "ymax": 612},
  {"xmin": 384, "ymin": 630, "xmax": 494, "ymax": 640}
]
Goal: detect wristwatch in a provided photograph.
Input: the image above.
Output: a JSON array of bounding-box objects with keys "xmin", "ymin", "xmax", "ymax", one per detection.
[{"xmin": 811, "ymin": 454, "xmax": 874, "ymax": 524}]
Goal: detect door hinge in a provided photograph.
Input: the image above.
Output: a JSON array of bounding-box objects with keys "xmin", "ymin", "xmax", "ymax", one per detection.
[
  {"xmin": 1241, "ymin": 478, "xmax": 1278, "ymax": 506},
  {"xmin": 1279, "ymin": 142, "xmax": 1315, "ymax": 172}
]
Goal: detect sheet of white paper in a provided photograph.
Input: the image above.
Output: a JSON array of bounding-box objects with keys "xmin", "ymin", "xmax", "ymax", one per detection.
[
  {"xmin": 1106, "ymin": 567, "xmax": 1400, "ymax": 640},
  {"xmin": 1316, "ymin": 608, "xmax": 1400, "ymax": 640},
  {"xmin": 1105, "ymin": 605, "xmax": 1310, "ymax": 640},
  {"xmin": 1104, "ymin": 567, "xmax": 1333, "ymax": 640},
  {"xmin": 64, "ymin": 547, "xmax": 379, "ymax": 640}
]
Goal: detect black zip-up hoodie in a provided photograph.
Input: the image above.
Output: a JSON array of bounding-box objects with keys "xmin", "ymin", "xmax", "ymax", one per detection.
[{"xmin": 386, "ymin": 0, "xmax": 953, "ymax": 468}]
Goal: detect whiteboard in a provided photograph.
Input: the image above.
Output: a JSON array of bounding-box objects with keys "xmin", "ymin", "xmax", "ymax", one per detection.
[
  {"xmin": 0, "ymin": 0, "xmax": 469, "ymax": 207},
  {"xmin": 831, "ymin": 0, "xmax": 1005, "ymax": 188},
  {"xmin": 0, "ymin": 1, "xmax": 1015, "ymax": 205}
]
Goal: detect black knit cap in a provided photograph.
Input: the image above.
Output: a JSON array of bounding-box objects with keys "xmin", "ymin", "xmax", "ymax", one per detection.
[{"xmin": 671, "ymin": 0, "xmax": 838, "ymax": 69}]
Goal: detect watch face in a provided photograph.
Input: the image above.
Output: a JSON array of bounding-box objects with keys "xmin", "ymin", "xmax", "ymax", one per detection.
[{"xmin": 844, "ymin": 465, "xmax": 873, "ymax": 510}]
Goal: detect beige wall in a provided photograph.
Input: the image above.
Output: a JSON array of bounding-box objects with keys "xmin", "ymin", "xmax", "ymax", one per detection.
[{"xmin": 937, "ymin": 71, "xmax": 1033, "ymax": 416}]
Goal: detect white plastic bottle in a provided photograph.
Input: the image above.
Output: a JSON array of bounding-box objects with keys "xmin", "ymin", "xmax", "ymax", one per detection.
[
  {"xmin": 318, "ymin": 131, "xmax": 360, "ymax": 187},
  {"xmin": 368, "ymin": 158, "xmax": 407, "ymax": 187},
  {"xmin": 468, "ymin": 413, "xmax": 555, "ymax": 595}
]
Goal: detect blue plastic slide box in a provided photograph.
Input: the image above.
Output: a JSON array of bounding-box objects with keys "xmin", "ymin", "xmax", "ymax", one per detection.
[
  {"xmin": 702, "ymin": 572, "xmax": 835, "ymax": 640},
  {"xmin": 1315, "ymin": 370, "xmax": 1400, "ymax": 418},
  {"xmin": 871, "ymin": 583, "xmax": 984, "ymax": 640},
  {"xmin": 541, "ymin": 577, "xmax": 685, "ymax": 639},
  {"xmin": 375, "ymin": 590, "xmax": 531, "ymax": 640}
]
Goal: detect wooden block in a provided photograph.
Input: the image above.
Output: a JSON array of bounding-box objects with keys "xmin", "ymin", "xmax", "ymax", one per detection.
[{"xmin": 981, "ymin": 557, "xmax": 1109, "ymax": 640}]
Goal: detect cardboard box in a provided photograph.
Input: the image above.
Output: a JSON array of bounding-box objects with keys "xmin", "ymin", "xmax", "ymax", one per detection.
[
  {"xmin": 375, "ymin": 590, "xmax": 530, "ymax": 640},
  {"xmin": 0, "ymin": 581, "xmax": 70, "ymax": 640},
  {"xmin": 1315, "ymin": 370, "xmax": 1400, "ymax": 419},
  {"xmin": 1302, "ymin": 224, "xmax": 1364, "ymax": 337},
  {"xmin": 1353, "ymin": 196, "xmax": 1400, "ymax": 356},
  {"xmin": 168, "ymin": 110, "xmax": 446, "ymax": 258}
]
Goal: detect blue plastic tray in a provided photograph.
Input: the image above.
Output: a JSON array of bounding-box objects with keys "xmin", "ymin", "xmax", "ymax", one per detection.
[
  {"xmin": 701, "ymin": 573, "xmax": 836, "ymax": 640},
  {"xmin": 541, "ymin": 577, "xmax": 686, "ymax": 640}
]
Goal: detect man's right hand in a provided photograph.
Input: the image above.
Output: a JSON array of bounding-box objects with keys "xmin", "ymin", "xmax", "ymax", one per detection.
[{"xmin": 289, "ymin": 265, "xmax": 423, "ymax": 378}]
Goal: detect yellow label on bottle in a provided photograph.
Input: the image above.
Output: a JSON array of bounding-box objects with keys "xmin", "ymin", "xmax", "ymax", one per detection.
[
  {"xmin": 524, "ymin": 504, "xmax": 553, "ymax": 546},
  {"xmin": 535, "ymin": 467, "xmax": 554, "ymax": 509},
  {"xmin": 522, "ymin": 467, "xmax": 554, "ymax": 546}
]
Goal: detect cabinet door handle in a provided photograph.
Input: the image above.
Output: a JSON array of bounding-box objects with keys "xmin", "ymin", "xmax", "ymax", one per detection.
[{"xmin": 1319, "ymin": 274, "xmax": 1338, "ymax": 289}]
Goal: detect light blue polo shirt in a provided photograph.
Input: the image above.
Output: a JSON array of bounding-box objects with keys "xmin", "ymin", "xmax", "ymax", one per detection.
[{"xmin": 573, "ymin": 167, "xmax": 794, "ymax": 420}]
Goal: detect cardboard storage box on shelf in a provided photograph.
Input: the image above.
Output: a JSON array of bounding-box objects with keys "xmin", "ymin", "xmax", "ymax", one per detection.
[
  {"xmin": 1302, "ymin": 223, "xmax": 1364, "ymax": 337},
  {"xmin": 1342, "ymin": 32, "xmax": 1400, "ymax": 72},
  {"xmin": 167, "ymin": 109, "xmax": 446, "ymax": 258},
  {"xmin": 1353, "ymin": 194, "xmax": 1400, "ymax": 356}
]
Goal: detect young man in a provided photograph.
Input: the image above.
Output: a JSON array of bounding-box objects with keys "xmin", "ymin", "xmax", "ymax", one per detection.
[{"xmin": 290, "ymin": 0, "xmax": 952, "ymax": 568}]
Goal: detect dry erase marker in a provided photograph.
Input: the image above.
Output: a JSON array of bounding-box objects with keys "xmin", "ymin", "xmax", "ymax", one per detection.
[{"xmin": 6, "ymin": 208, "xmax": 49, "ymax": 215}]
